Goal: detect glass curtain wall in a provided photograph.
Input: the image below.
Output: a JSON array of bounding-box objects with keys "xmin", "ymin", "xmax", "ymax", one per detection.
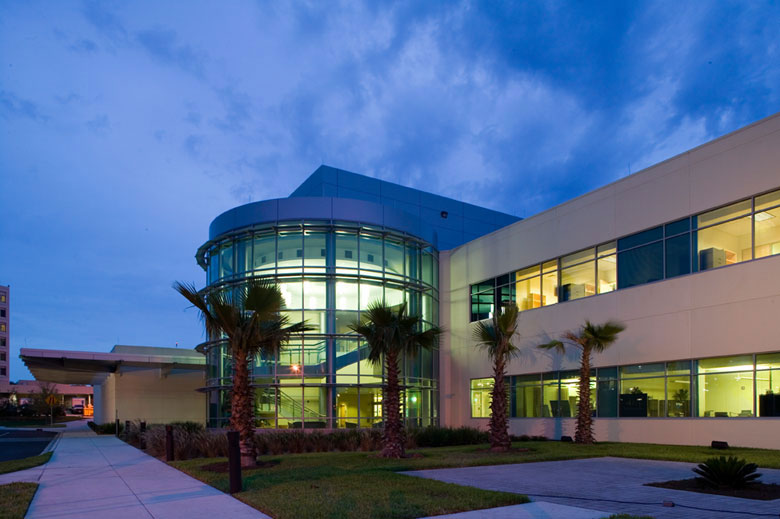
[{"xmin": 201, "ymin": 223, "xmax": 439, "ymax": 429}]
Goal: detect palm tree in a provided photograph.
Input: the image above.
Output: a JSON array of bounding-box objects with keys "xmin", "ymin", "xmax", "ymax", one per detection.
[
  {"xmin": 538, "ymin": 320, "xmax": 625, "ymax": 444},
  {"xmin": 175, "ymin": 279, "xmax": 310, "ymax": 467},
  {"xmin": 472, "ymin": 304, "xmax": 520, "ymax": 452},
  {"xmin": 350, "ymin": 301, "xmax": 442, "ymax": 458}
]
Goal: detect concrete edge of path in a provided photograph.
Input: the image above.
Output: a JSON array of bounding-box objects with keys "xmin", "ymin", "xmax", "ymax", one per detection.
[
  {"xmin": 418, "ymin": 501, "xmax": 610, "ymax": 518},
  {"xmin": 41, "ymin": 431, "xmax": 62, "ymax": 454}
]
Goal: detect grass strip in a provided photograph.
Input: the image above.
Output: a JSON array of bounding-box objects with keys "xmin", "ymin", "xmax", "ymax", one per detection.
[
  {"xmin": 0, "ymin": 483, "xmax": 38, "ymax": 519},
  {"xmin": 0, "ymin": 453, "xmax": 52, "ymax": 476}
]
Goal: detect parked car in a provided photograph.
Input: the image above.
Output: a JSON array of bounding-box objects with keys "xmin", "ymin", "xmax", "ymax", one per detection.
[{"xmin": 69, "ymin": 404, "xmax": 84, "ymax": 415}]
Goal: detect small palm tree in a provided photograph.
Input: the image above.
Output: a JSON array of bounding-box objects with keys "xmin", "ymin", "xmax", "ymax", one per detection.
[
  {"xmin": 175, "ymin": 279, "xmax": 310, "ymax": 467},
  {"xmin": 350, "ymin": 301, "xmax": 442, "ymax": 458},
  {"xmin": 539, "ymin": 320, "xmax": 625, "ymax": 444},
  {"xmin": 472, "ymin": 304, "xmax": 520, "ymax": 452}
]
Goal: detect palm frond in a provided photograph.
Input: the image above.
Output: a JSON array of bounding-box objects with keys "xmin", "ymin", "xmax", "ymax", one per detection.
[
  {"xmin": 173, "ymin": 281, "xmax": 223, "ymax": 340},
  {"xmin": 583, "ymin": 320, "xmax": 625, "ymax": 353},
  {"xmin": 473, "ymin": 304, "xmax": 520, "ymax": 361},
  {"xmin": 349, "ymin": 300, "xmax": 441, "ymax": 366},
  {"xmin": 537, "ymin": 339, "xmax": 566, "ymax": 355}
]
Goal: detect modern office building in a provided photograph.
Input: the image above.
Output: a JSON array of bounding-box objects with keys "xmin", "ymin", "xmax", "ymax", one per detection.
[
  {"xmin": 444, "ymin": 112, "xmax": 780, "ymax": 449},
  {"xmin": 1, "ymin": 285, "xmax": 9, "ymax": 382},
  {"xmin": 195, "ymin": 166, "xmax": 519, "ymax": 428},
  {"xmin": 17, "ymin": 112, "xmax": 780, "ymax": 448}
]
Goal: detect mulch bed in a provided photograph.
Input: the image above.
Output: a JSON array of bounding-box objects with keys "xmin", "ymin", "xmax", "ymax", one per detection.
[
  {"xmin": 201, "ymin": 460, "xmax": 280, "ymax": 472},
  {"xmin": 646, "ymin": 479, "xmax": 780, "ymax": 500}
]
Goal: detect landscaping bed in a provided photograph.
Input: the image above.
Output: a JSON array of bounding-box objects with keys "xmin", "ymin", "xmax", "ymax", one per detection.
[{"xmin": 647, "ymin": 478, "xmax": 780, "ymax": 500}]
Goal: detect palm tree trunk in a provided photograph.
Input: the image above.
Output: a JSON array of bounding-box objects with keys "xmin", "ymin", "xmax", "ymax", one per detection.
[
  {"xmin": 381, "ymin": 351, "xmax": 405, "ymax": 458},
  {"xmin": 230, "ymin": 343, "xmax": 257, "ymax": 467},
  {"xmin": 575, "ymin": 348, "xmax": 594, "ymax": 444},
  {"xmin": 489, "ymin": 355, "xmax": 511, "ymax": 451}
]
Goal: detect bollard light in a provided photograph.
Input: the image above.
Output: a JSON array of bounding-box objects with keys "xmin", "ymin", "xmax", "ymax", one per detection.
[
  {"xmin": 165, "ymin": 425, "xmax": 174, "ymax": 461},
  {"xmin": 227, "ymin": 430, "xmax": 242, "ymax": 494}
]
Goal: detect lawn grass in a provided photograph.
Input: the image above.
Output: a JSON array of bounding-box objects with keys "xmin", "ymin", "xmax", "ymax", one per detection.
[
  {"xmin": 172, "ymin": 440, "xmax": 780, "ymax": 519},
  {"xmin": 0, "ymin": 483, "xmax": 38, "ymax": 519},
  {"xmin": 0, "ymin": 453, "xmax": 52, "ymax": 476},
  {"xmin": 173, "ymin": 451, "xmax": 529, "ymax": 519}
]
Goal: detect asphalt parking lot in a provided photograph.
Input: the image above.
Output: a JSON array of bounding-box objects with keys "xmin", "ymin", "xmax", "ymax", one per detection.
[{"xmin": 0, "ymin": 429, "xmax": 57, "ymax": 462}]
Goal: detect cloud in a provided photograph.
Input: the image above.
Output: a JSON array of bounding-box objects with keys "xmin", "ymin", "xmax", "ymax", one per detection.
[
  {"xmin": 81, "ymin": 0, "xmax": 128, "ymax": 43},
  {"xmin": 55, "ymin": 93, "xmax": 83, "ymax": 105},
  {"xmin": 136, "ymin": 28, "xmax": 207, "ymax": 78},
  {"xmin": 183, "ymin": 134, "xmax": 205, "ymax": 158},
  {"xmin": 85, "ymin": 114, "xmax": 110, "ymax": 134},
  {"xmin": 212, "ymin": 87, "xmax": 252, "ymax": 133},
  {"xmin": 69, "ymin": 38, "xmax": 98, "ymax": 53},
  {"xmin": 0, "ymin": 92, "xmax": 47, "ymax": 121}
]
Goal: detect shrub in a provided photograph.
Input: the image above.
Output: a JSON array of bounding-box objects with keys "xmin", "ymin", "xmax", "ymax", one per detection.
[
  {"xmin": 253, "ymin": 429, "xmax": 384, "ymax": 455},
  {"xmin": 141, "ymin": 424, "xmax": 227, "ymax": 460},
  {"xmin": 87, "ymin": 421, "xmax": 122, "ymax": 435},
  {"xmin": 693, "ymin": 456, "xmax": 762, "ymax": 488},
  {"xmin": 169, "ymin": 421, "xmax": 205, "ymax": 434},
  {"xmin": 411, "ymin": 426, "xmax": 488, "ymax": 447}
]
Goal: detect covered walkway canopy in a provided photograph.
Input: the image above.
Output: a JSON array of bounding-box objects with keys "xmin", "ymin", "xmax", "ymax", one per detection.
[{"xmin": 20, "ymin": 345, "xmax": 206, "ymax": 386}]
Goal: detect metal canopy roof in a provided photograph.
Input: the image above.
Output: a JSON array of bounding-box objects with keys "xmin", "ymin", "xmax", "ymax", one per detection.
[{"xmin": 20, "ymin": 347, "xmax": 206, "ymax": 386}]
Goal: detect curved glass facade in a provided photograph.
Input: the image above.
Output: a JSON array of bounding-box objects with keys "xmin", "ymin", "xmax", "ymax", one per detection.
[{"xmin": 199, "ymin": 221, "xmax": 439, "ymax": 429}]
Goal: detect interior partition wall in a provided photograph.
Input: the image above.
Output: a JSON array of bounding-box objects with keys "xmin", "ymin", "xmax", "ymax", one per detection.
[{"xmin": 199, "ymin": 221, "xmax": 439, "ymax": 429}]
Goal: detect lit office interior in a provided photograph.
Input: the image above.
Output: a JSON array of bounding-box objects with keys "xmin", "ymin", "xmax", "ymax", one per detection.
[
  {"xmin": 471, "ymin": 352, "xmax": 780, "ymax": 419},
  {"xmin": 471, "ymin": 188, "xmax": 780, "ymax": 321}
]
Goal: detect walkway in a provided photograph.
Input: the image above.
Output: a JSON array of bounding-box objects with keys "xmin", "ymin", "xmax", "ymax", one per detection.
[
  {"xmin": 406, "ymin": 456, "xmax": 780, "ymax": 519},
  {"xmin": 0, "ymin": 420, "xmax": 268, "ymax": 519}
]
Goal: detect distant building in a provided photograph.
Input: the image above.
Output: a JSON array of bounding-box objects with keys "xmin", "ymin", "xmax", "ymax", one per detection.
[
  {"xmin": 21, "ymin": 345, "xmax": 205, "ymax": 424},
  {"xmin": 0, "ymin": 285, "xmax": 8, "ymax": 382},
  {"xmin": 0, "ymin": 379, "xmax": 93, "ymax": 410}
]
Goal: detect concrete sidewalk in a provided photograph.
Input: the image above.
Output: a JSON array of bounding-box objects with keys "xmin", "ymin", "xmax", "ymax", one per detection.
[
  {"xmin": 406, "ymin": 456, "xmax": 780, "ymax": 519},
  {"xmin": 0, "ymin": 420, "xmax": 268, "ymax": 519}
]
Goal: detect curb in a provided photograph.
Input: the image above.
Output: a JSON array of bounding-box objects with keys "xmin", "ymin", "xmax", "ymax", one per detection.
[{"xmin": 42, "ymin": 432, "xmax": 62, "ymax": 455}]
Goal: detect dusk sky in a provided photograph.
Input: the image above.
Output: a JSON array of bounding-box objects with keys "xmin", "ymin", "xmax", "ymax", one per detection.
[{"xmin": 1, "ymin": 2, "xmax": 779, "ymax": 381}]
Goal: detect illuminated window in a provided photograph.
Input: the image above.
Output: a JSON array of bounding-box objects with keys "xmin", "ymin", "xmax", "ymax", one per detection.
[
  {"xmin": 619, "ymin": 364, "xmax": 665, "ymax": 417},
  {"xmin": 666, "ymin": 361, "xmax": 691, "ymax": 417},
  {"xmin": 597, "ymin": 242, "xmax": 617, "ymax": 294},
  {"xmin": 277, "ymin": 231, "xmax": 303, "ymax": 271},
  {"xmin": 541, "ymin": 260, "xmax": 558, "ymax": 306},
  {"xmin": 757, "ymin": 353, "xmax": 780, "ymax": 417},
  {"xmin": 560, "ymin": 249, "xmax": 595, "ymax": 301},
  {"xmin": 252, "ymin": 233, "xmax": 276, "ymax": 272},
  {"xmin": 515, "ymin": 265, "xmax": 541, "ymax": 310},
  {"xmin": 303, "ymin": 231, "xmax": 327, "ymax": 270},
  {"xmin": 694, "ymin": 201, "xmax": 752, "ymax": 271},
  {"xmin": 697, "ymin": 355, "xmax": 755, "ymax": 417},
  {"xmin": 754, "ymin": 191, "xmax": 780, "ymax": 259},
  {"xmin": 470, "ymin": 378, "xmax": 493, "ymax": 418}
]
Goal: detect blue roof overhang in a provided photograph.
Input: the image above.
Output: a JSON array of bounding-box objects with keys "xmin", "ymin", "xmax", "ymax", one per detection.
[{"xmin": 196, "ymin": 197, "xmax": 437, "ymax": 269}]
